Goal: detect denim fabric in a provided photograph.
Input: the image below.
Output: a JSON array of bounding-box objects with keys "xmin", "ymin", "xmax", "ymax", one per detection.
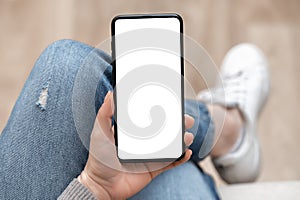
[{"xmin": 0, "ymin": 39, "xmax": 219, "ymax": 200}]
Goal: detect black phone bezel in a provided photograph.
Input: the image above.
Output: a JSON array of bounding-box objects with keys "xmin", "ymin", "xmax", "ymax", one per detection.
[{"xmin": 111, "ymin": 13, "xmax": 185, "ymax": 163}]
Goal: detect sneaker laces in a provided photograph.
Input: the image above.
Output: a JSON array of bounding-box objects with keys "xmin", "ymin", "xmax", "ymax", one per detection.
[
  {"xmin": 221, "ymin": 70, "xmax": 248, "ymax": 107},
  {"xmin": 199, "ymin": 69, "xmax": 248, "ymax": 109}
]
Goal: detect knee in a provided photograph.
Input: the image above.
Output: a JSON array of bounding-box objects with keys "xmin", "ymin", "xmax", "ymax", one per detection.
[
  {"xmin": 46, "ymin": 39, "xmax": 92, "ymax": 53},
  {"xmin": 45, "ymin": 39, "xmax": 112, "ymax": 64},
  {"xmin": 33, "ymin": 39, "xmax": 111, "ymax": 76},
  {"xmin": 43, "ymin": 39, "xmax": 94, "ymax": 66},
  {"xmin": 31, "ymin": 40, "xmax": 90, "ymax": 73}
]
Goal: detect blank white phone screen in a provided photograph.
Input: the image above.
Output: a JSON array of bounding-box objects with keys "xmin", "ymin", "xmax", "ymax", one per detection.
[{"xmin": 114, "ymin": 17, "xmax": 183, "ymax": 160}]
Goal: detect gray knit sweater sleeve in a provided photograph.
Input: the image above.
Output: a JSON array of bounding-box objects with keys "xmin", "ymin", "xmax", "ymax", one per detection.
[{"xmin": 58, "ymin": 179, "xmax": 97, "ymax": 200}]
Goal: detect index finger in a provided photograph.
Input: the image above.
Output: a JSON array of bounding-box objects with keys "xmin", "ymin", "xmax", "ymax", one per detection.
[{"xmin": 184, "ymin": 114, "xmax": 194, "ymax": 130}]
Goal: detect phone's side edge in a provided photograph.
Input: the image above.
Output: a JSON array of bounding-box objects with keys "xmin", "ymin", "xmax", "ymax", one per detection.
[{"xmin": 111, "ymin": 16, "xmax": 119, "ymax": 157}]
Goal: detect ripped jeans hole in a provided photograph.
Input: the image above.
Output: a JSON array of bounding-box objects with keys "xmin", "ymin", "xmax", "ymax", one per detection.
[{"xmin": 36, "ymin": 87, "xmax": 48, "ymax": 111}]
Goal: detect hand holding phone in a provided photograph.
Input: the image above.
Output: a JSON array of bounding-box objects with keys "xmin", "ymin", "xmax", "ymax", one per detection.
[{"xmin": 78, "ymin": 92, "xmax": 194, "ymax": 199}]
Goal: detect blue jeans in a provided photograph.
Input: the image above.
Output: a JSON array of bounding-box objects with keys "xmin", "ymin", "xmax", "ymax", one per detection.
[{"xmin": 0, "ymin": 40, "xmax": 219, "ymax": 200}]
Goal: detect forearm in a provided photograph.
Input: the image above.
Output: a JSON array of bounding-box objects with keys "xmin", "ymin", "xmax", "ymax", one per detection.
[{"xmin": 58, "ymin": 179, "xmax": 97, "ymax": 200}]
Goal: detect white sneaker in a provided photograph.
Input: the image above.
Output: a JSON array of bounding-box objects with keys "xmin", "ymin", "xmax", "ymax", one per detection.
[{"xmin": 198, "ymin": 43, "xmax": 270, "ymax": 183}]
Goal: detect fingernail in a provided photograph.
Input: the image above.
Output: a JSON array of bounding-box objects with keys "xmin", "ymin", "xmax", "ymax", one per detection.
[
  {"xmin": 104, "ymin": 91, "xmax": 111, "ymax": 102},
  {"xmin": 184, "ymin": 114, "xmax": 193, "ymax": 119}
]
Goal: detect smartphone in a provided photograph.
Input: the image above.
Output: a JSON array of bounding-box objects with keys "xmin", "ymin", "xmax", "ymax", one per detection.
[{"xmin": 111, "ymin": 14, "xmax": 184, "ymax": 162}]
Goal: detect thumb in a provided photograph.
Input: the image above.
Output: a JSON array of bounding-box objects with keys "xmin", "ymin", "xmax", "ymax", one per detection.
[{"xmin": 97, "ymin": 91, "xmax": 114, "ymax": 140}]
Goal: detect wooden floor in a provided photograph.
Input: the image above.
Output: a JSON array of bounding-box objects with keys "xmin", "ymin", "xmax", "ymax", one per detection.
[{"xmin": 1, "ymin": 0, "xmax": 299, "ymax": 184}]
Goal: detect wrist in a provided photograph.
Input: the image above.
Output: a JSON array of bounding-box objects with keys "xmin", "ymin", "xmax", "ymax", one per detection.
[{"xmin": 78, "ymin": 170, "xmax": 112, "ymax": 200}]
